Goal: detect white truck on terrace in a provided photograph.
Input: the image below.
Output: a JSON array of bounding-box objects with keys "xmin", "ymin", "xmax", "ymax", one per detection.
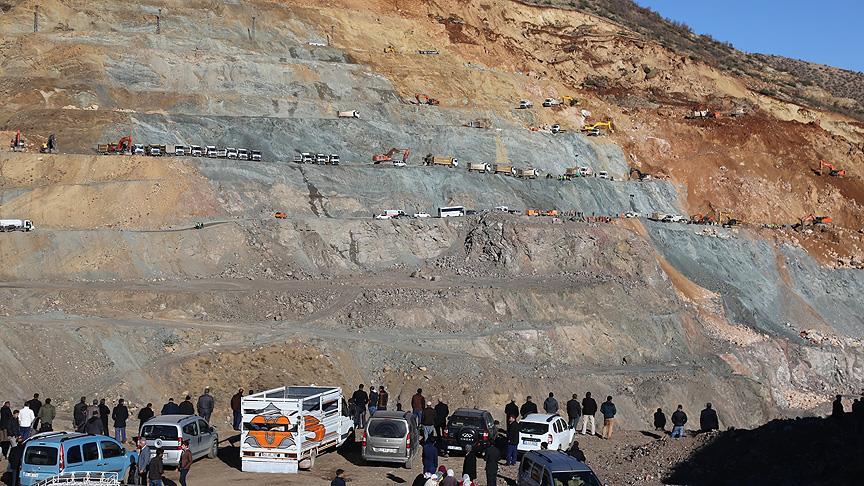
[
  {"xmin": 0, "ymin": 219, "xmax": 34, "ymax": 232},
  {"xmin": 240, "ymin": 386, "xmax": 354, "ymax": 474}
]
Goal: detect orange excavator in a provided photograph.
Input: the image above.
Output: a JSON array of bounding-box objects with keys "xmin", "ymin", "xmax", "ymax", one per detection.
[
  {"xmin": 105, "ymin": 135, "xmax": 132, "ymax": 154},
  {"xmin": 817, "ymin": 160, "xmax": 846, "ymax": 177},
  {"xmin": 414, "ymin": 93, "xmax": 440, "ymax": 106},
  {"xmin": 797, "ymin": 214, "xmax": 833, "ymax": 228},
  {"xmin": 9, "ymin": 130, "xmax": 26, "ymax": 151},
  {"xmin": 372, "ymin": 148, "xmax": 411, "ymax": 164}
]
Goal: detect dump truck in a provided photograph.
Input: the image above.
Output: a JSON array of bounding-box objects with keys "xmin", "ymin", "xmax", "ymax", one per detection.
[
  {"xmin": 190, "ymin": 145, "xmax": 204, "ymax": 157},
  {"xmin": 564, "ymin": 167, "xmax": 580, "ymax": 179},
  {"xmin": 516, "ymin": 167, "xmax": 537, "ymax": 179},
  {"xmin": 467, "ymin": 162, "xmax": 491, "ymax": 173},
  {"xmin": 541, "ymin": 210, "xmax": 559, "ymax": 217},
  {"xmin": 132, "ymin": 144, "xmax": 146, "ymax": 156},
  {"xmin": 240, "ymin": 386, "xmax": 354, "ymax": 474},
  {"xmin": 0, "ymin": 219, "xmax": 33, "ymax": 232},
  {"xmin": 328, "ymin": 154, "xmax": 340, "ymax": 165},
  {"xmin": 525, "ymin": 209, "xmax": 540, "ymax": 216},
  {"xmin": 315, "ymin": 153, "xmax": 328, "ymax": 165},
  {"xmin": 338, "ymin": 110, "xmax": 360, "ymax": 118},
  {"xmin": 173, "ymin": 145, "xmax": 187, "ymax": 157},
  {"xmin": 238, "ymin": 148, "xmax": 249, "ymax": 160},
  {"xmin": 146, "ymin": 145, "xmax": 165, "ymax": 156},
  {"xmin": 494, "ymin": 164, "xmax": 516, "ymax": 176},
  {"xmin": 648, "ymin": 212, "xmax": 668, "ymax": 222},
  {"xmin": 424, "ymin": 155, "xmax": 459, "ymax": 168},
  {"xmin": 226, "ymin": 147, "xmax": 239, "ymax": 159},
  {"xmin": 206, "ymin": 146, "xmax": 218, "ymax": 157},
  {"xmin": 251, "ymin": 150, "xmax": 262, "ymax": 161},
  {"xmin": 518, "ymin": 100, "xmax": 533, "ymax": 109}
]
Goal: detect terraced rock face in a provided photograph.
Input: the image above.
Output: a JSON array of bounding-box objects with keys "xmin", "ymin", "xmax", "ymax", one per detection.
[{"xmin": 0, "ymin": 0, "xmax": 862, "ymax": 436}]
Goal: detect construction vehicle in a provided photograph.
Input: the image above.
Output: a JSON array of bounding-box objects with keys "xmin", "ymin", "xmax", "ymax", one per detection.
[
  {"xmin": 685, "ymin": 109, "xmax": 720, "ymax": 119},
  {"xmin": 648, "ymin": 212, "xmax": 668, "ymax": 222},
  {"xmin": 328, "ymin": 154, "xmax": 340, "ymax": 165},
  {"xmin": 541, "ymin": 210, "xmax": 559, "ymax": 217},
  {"xmin": 690, "ymin": 214, "xmax": 717, "ymax": 225},
  {"xmin": 146, "ymin": 144, "xmax": 165, "ymax": 156},
  {"xmin": 578, "ymin": 166, "xmax": 593, "ymax": 177},
  {"xmin": 494, "ymin": 164, "xmax": 516, "ymax": 176},
  {"xmin": 418, "ymin": 49, "xmax": 439, "ymax": 55},
  {"xmin": 206, "ymin": 146, "xmax": 218, "ymax": 157},
  {"xmin": 315, "ymin": 153, "xmax": 328, "ymax": 165},
  {"xmin": 9, "ymin": 130, "xmax": 27, "ymax": 152},
  {"xmin": 525, "ymin": 209, "xmax": 540, "ymax": 217},
  {"xmin": 226, "ymin": 147, "xmax": 238, "ymax": 159},
  {"xmin": 543, "ymin": 96, "xmax": 577, "ymax": 107},
  {"xmin": 464, "ymin": 118, "xmax": 491, "ymax": 129},
  {"xmin": 216, "ymin": 148, "xmax": 228, "ymax": 158},
  {"xmin": 251, "ymin": 150, "xmax": 262, "ymax": 161},
  {"xmin": 581, "ymin": 121, "xmax": 614, "ymax": 135},
  {"xmin": 414, "ymin": 94, "xmax": 440, "ymax": 106},
  {"xmin": 542, "ymin": 98, "xmax": 561, "ymax": 107},
  {"xmin": 797, "ymin": 214, "xmax": 833, "ymax": 228},
  {"xmin": 424, "ymin": 154, "xmax": 459, "ymax": 168},
  {"xmin": 516, "ymin": 167, "xmax": 537, "ymax": 179},
  {"xmin": 467, "ymin": 162, "xmax": 491, "ymax": 173},
  {"xmin": 131, "ymin": 144, "xmax": 145, "ymax": 155},
  {"xmin": 39, "ymin": 133, "xmax": 57, "ymax": 153},
  {"xmin": 629, "ymin": 168, "xmax": 652, "ymax": 181},
  {"xmin": 817, "ymin": 160, "xmax": 846, "ymax": 177},
  {"xmin": 384, "ymin": 45, "xmax": 396, "ymax": 54},
  {"xmin": 517, "ymin": 100, "xmax": 533, "ymax": 109},
  {"xmin": 237, "ymin": 148, "xmax": 249, "ymax": 160},
  {"xmin": 190, "ymin": 145, "xmax": 204, "ymax": 157},
  {"xmin": 275, "ymin": 212, "xmax": 287, "ymax": 219},
  {"xmin": 173, "ymin": 145, "xmax": 187, "ymax": 157},
  {"xmin": 0, "ymin": 219, "xmax": 34, "ymax": 232},
  {"xmin": 373, "ymin": 148, "xmax": 411, "ymax": 165},
  {"xmin": 338, "ymin": 110, "xmax": 360, "ymax": 118},
  {"xmin": 597, "ymin": 171, "xmax": 609, "ymax": 180}
]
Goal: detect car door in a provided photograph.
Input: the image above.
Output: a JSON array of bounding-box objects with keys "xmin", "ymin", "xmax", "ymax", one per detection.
[
  {"xmin": 560, "ymin": 418, "xmax": 574, "ymax": 446},
  {"xmin": 63, "ymin": 445, "xmax": 84, "ymax": 473},
  {"xmin": 197, "ymin": 419, "xmax": 213, "ymax": 456},
  {"xmin": 99, "ymin": 439, "xmax": 126, "ymax": 474},
  {"xmin": 81, "ymin": 441, "xmax": 101, "ymax": 471},
  {"xmin": 182, "ymin": 420, "xmax": 200, "ymax": 457}
]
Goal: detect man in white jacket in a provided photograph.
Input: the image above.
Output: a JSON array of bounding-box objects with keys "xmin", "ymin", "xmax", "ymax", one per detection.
[{"xmin": 18, "ymin": 403, "xmax": 35, "ymax": 440}]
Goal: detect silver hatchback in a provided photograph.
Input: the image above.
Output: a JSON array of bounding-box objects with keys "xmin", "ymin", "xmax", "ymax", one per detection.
[
  {"xmin": 140, "ymin": 415, "xmax": 218, "ymax": 466},
  {"xmin": 361, "ymin": 411, "xmax": 421, "ymax": 468}
]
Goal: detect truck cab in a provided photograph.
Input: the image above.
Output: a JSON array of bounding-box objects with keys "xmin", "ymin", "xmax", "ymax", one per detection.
[
  {"xmin": 250, "ymin": 150, "xmax": 262, "ymax": 162},
  {"xmin": 173, "ymin": 146, "xmax": 187, "ymax": 157},
  {"xmin": 328, "ymin": 154, "xmax": 340, "ymax": 165},
  {"xmin": 316, "ymin": 153, "xmax": 328, "ymax": 165},
  {"xmin": 190, "ymin": 145, "xmax": 204, "ymax": 157},
  {"xmin": 132, "ymin": 144, "xmax": 145, "ymax": 156},
  {"xmin": 237, "ymin": 148, "xmax": 249, "ymax": 160},
  {"xmin": 226, "ymin": 148, "xmax": 238, "ymax": 159},
  {"xmin": 206, "ymin": 146, "xmax": 218, "ymax": 158}
]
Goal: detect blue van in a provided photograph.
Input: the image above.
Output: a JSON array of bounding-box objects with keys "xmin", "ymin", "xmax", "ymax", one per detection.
[
  {"xmin": 517, "ymin": 450, "xmax": 602, "ymax": 486},
  {"xmin": 18, "ymin": 431, "xmax": 137, "ymax": 486}
]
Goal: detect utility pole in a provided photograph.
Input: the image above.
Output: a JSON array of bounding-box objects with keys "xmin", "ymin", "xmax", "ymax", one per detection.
[
  {"xmin": 156, "ymin": 8, "xmax": 161, "ymax": 34},
  {"xmin": 251, "ymin": 16, "xmax": 256, "ymax": 41},
  {"xmin": 33, "ymin": 5, "xmax": 38, "ymax": 33}
]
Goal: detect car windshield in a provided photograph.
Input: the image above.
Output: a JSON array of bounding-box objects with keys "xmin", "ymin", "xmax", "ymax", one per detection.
[
  {"xmin": 519, "ymin": 422, "xmax": 548, "ymax": 435},
  {"xmin": 24, "ymin": 446, "xmax": 58, "ymax": 466},
  {"xmin": 142, "ymin": 425, "xmax": 179, "ymax": 440},
  {"xmin": 552, "ymin": 471, "xmax": 602, "ymax": 486},
  {"xmin": 448, "ymin": 415, "xmax": 483, "ymax": 428},
  {"xmin": 367, "ymin": 419, "xmax": 407, "ymax": 438}
]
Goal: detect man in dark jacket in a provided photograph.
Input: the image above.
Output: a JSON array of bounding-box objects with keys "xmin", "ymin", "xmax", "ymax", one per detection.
[
  {"xmin": 543, "ymin": 393, "xmax": 559, "ymax": 414},
  {"xmin": 0, "ymin": 401, "xmax": 11, "ymax": 458},
  {"xmin": 600, "ymin": 396, "xmax": 616, "ymax": 439},
  {"xmin": 671, "ymin": 404, "xmax": 687, "ymax": 438},
  {"xmin": 377, "ymin": 386, "xmax": 389, "ymax": 411},
  {"xmin": 484, "ymin": 442, "xmax": 500, "ymax": 486},
  {"xmin": 580, "ymin": 392, "xmax": 597, "ymax": 436},
  {"xmin": 25, "ymin": 394, "xmax": 42, "ymax": 431},
  {"xmin": 699, "ymin": 403, "xmax": 719, "ymax": 432},
  {"xmin": 197, "ymin": 388, "xmax": 215, "ymax": 422},
  {"xmin": 149, "ymin": 448, "xmax": 165, "ymax": 486},
  {"xmin": 421, "ymin": 401, "xmax": 436, "ymax": 439},
  {"xmin": 505, "ymin": 400, "xmax": 519, "ymax": 421},
  {"xmin": 462, "ymin": 444, "xmax": 477, "ymax": 481},
  {"xmin": 520, "ymin": 396, "xmax": 538, "ymax": 418},
  {"xmin": 331, "ymin": 469, "xmax": 347, "ymax": 486},
  {"xmin": 422, "ymin": 437, "xmax": 438, "ymax": 474},
  {"xmin": 653, "ymin": 408, "xmax": 667, "ymax": 432},
  {"xmin": 566, "ymin": 394, "xmax": 582, "ymax": 430},
  {"xmin": 112, "ymin": 399, "xmax": 130, "ymax": 443},
  {"xmin": 178, "ymin": 396, "xmax": 195, "ymax": 415},
  {"xmin": 351, "ymin": 384, "xmax": 369, "ymax": 428},
  {"xmin": 161, "ymin": 398, "xmax": 180, "ymax": 415},
  {"xmin": 138, "ymin": 403, "xmax": 155, "ymax": 432},
  {"xmin": 411, "ymin": 389, "xmax": 425, "ymax": 423},
  {"xmin": 567, "ymin": 440, "xmax": 586, "ymax": 462},
  {"xmin": 231, "ymin": 388, "xmax": 244, "ymax": 431},
  {"xmin": 434, "ymin": 399, "xmax": 449, "ymax": 437},
  {"xmin": 85, "ymin": 411, "xmax": 103, "ymax": 435},
  {"xmin": 73, "ymin": 397, "xmax": 88, "ymax": 431},
  {"xmin": 505, "ymin": 417, "xmax": 519, "ymax": 465},
  {"xmin": 98, "ymin": 399, "xmax": 111, "ymax": 435},
  {"xmin": 831, "ymin": 395, "xmax": 844, "ymax": 419}
]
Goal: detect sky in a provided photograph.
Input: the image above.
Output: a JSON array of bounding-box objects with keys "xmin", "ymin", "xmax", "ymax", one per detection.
[{"xmin": 634, "ymin": 0, "xmax": 863, "ymax": 72}]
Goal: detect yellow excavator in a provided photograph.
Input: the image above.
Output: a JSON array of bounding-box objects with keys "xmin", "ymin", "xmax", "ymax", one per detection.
[{"xmin": 581, "ymin": 121, "xmax": 614, "ymax": 136}]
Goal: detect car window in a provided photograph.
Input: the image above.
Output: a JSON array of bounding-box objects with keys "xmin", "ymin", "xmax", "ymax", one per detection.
[
  {"xmin": 530, "ymin": 463, "xmax": 544, "ymax": 482},
  {"xmin": 559, "ymin": 419, "xmax": 568, "ymax": 430},
  {"xmin": 552, "ymin": 471, "xmax": 602, "ymax": 486},
  {"xmin": 542, "ymin": 470, "xmax": 553, "ymax": 486},
  {"xmin": 24, "ymin": 446, "xmax": 58, "ymax": 466},
  {"xmin": 82, "ymin": 442, "xmax": 100, "ymax": 462},
  {"xmin": 520, "ymin": 458, "xmax": 534, "ymax": 475},
  {"xmin": 183, "ymin": 421, "xmax": 199, "ymax": 437},
  {"xmin": 553, "ymin": 421, "xmax": 560, "ymax": 433},
  {"xmin": 142, "ymin": 425, "xmax": 179, "ymax": 440},
  {"xmin": 367, "ymin": 419, "xmax": 407, "ymax": 438},
  {"xmin": 197, "ymin": 420, "xmax": 210, "ymax": 434},
  {"xmin": 448, "ymin": 415, "xmax": 483, "ymax": 428},
  {"xmin": 101, "ymin": 441, "xmax": 123, "ymax": 459},
  {"xmin": 520, "ymin": 422, "xmax": 548, "ymax": 435},
  {"xmin": 66, "ymin": 445, "xmax": 82, "ymax": 464}
]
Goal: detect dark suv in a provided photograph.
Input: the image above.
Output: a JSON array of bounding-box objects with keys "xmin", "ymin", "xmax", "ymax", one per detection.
[{"xmin": 441, "ymin": 408, "xmax": 498, "ymax": 454}]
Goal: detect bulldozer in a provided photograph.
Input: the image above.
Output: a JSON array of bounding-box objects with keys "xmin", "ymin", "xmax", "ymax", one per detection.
[
  {"xmin": 39, "ymin": 133, "xmax": 57, "ymax": 154},
  {"xmin": 373, "ymin": 148, "xmax": 411, "ymax": 165},
  {"xmin": 414, "ymin": 93, "xmax": 440, "ymax": 106},
  {"xmin": 817, "ymin": 160, "xmax": 846, "ymax": 177},
  {"xmin": 9, "ymin": 130, "xmax": 27, "ymax": 152},
  {"xmin": 384, "ymin": 45, "xmax": 396, "ymax": 54}
]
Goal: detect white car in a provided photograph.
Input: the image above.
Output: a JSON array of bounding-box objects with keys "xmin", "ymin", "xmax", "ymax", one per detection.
[
  {"xmin": 374, "ymin": 214, "xmax": 391, "ymax": 220},
  {"xmin": 413, "ymin": 213, "xmax": 431, "ymax": 218},
  {"xmin": 624, "ymin": 211, "xmax": 641, "ymax": 219},
  {"xmin": 517, "ymin": 414, "xmax": 575, "ymax": 453},
  {"xmin": 494, "ymin": 206, "xmax": 509, "ymax": 212},
  {"xmin": 597, "ymin": 171, "xmax": 609, "ymax": 179}
]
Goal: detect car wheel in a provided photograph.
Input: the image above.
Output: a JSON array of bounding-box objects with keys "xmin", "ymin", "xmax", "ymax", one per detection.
[
  {"xmin": 208, "ymin": 438, "xmax": 218, "ymax": 459},
  {"xmin": 404, "ymin": 451, "xmax": 415, "ymax": 469}
]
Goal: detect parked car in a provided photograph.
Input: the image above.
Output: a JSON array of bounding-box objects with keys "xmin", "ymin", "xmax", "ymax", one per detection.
[
  {"xmin": 413, "ymin": 213, "xmax": 431, "ymax": 218},
  {"xmin": 140, "ymin": 415, "xmax": 218, "ymax": 467},
  {"xmin": 517, "ymin": 450, "xmax": 601, "ymax": 486},
  {"xmin": 517, "ymin": 414, "xmax": 574, "ymax": 453},
  {"xmin": 361, "ymin": 411, "xmax": 421, "ymax": 468},
  {"xmin": 441, "ymin": 408, "xmax": 498, "ymax": 455},
  {"xmin": 18, "ymin": 431, "xmax": 138, "ymax": 486}
]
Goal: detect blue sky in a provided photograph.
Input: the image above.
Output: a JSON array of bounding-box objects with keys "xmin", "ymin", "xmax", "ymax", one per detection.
[{"xmin": 634, "ymin": 1, "xmax": 863, "ymax": 72}]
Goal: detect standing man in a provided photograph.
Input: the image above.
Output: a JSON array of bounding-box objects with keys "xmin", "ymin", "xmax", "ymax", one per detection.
[
  {"xmin": 422, "ymin": 437, "xmax": 438, "ymax": 474},
  {"xmin": 112, "ymin": 398, "xmax": 130, "ymax": 443},
  {"xmin": 543, "ymin": 393, "xmax": 559, "ymax": 414},
  {"xmin": 377, "ymin": 385, "xmax": 389, "ymax": 411},
  {"xmin": 699, "ymin": 403, "xmax": 719, "ymax": 432},
  {"xmin": 197, "ymin": 387, "xmax": 215, "ymax": 423},
  {"xmin": 136, "ymin": 438, "xmax": 151, "ymax": 486},
  {"xmin": 231, "ymin": 388, "xmax": 244, "ymax": 431},
  {"xmin": 520, "ymin": 396, "xmax": 538, "ymax": 418},
  {"xmin": 0, "ymin": 401, "xmax": 11, "ymax": 458},
  {"xmin": 178, "ymin": 396, "xmax": 195, "ymax": 416},
  {"xmin": 26, "ymin": 394, "xmax": 42, "ymax": 431},
  {"xmin": 581, "ymin": 392, "xmax": 597, "ymax": 436},
  {"xmin": 351, "ymin": 384, "xmax": 369, "ymax": 428},
  {"xmin": 671, "ymin": 404, "xmax": 687, "ymax": 438},
  {"xmin": 37, "ymin": 398, "xmax": 56, "ymax": 432},
  {"xmin": 148, "ymin": 447, "xmax": 165, "ymax": 486},
  {"xmin": 178, "ymin": 439, "xmax": 193, "ymax": 486},
  {"xmin": 18, "ymin": 402, "xmax": 35, "ymax": 440},
  {"xmin": 161, "ymin": 398, "xmax": 180, "ymax": 415},
  {"xmin": 505, "ymin": 400, "xmax": 519, "ymax": 422},
  {"xmin": 434, "ymin": 399, "xmax": 450, "ymax": 437},
  {"xmin": 484, "ymin": 442, "xmax": 500, "ymax": 486},
  {"xmin": 831, "ymin": 395, "xmax": 844, "ymax": 419},
  {"xmin": 98, "ymin": 399, "xmax": 111, "ymax": 435},
  {"xmin": 462, "ymin": 444, "xmax": 477, "ymax": 482},
  {"xmin": 505, "ymin": 416, "xmax": 519, "ymax": 466},
  {"xmin": 138, "ymin": 403, "xmax": 155, "ymax": 432},
  {"xmin": 600, "ymin": 396, "xmax": 617, "ymax": 439},
  {"xmin": 73, "ymin": 397, "xmax": 88, "ymax": 431},
  {"xmin": 566, "ymin": 394, "xmax": 582, "ymax": 430},
  {"xmin": 421, "ymin": 401, "xmax": 436, "ymax": 440},
  {"xmin": 368, "ymin": 385, "xmax": 379, "ymax": 418},
  {"xmin": 411, "ymin": 389, "xmax": 426, "ymax": 423},
  {"xmin": 653, "ymin": 408, "xmax": 667, "ymax": 432}
]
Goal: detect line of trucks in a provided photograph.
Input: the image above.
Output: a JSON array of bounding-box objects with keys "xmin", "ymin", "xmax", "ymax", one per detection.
[
  {"xmin": 96, "ymin": 137, "xmax": 262, "ymax": 161},
  {"xmin": 0, "ymin": 219, "xmax": 34, "ymax": 232}
]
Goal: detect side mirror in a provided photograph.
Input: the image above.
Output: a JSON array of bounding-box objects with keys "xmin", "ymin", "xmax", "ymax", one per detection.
[{"xmin": 210, "ymin": 427, "xmax": 215, "ymax": 434}]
